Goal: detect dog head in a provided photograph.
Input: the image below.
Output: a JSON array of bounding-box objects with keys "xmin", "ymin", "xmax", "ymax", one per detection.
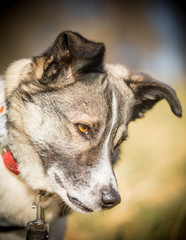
[{"xmin": 4, "ymin": 31, "xmax": 182, "ymax": 213}]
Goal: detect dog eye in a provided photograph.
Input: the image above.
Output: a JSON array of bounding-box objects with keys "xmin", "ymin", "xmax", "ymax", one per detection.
[
  {"xmin": 77, "ymin": 124, "xmax": 89, "ymax": 134},
  {"xmin": 114, "ymin": 136, "xmax": 126, "ymax": 150}
]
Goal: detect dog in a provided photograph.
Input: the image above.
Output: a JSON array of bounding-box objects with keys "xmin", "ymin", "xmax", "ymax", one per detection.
[{"xmin": 0, "ymin": 31, "xmax": 182, "ymax": 237}]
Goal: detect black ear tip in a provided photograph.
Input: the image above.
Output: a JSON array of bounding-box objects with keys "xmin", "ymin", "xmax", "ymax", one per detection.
[
  {"xmin": 174, "ymin": 107, "xmax": 182, "ymax": 118},
  {"xmin": 56, "ymin": 30, "xmax": 105, "ymax": 58},
  {"xmin": 98, "ymin": 43, "xmax": 105, "ymax": 55},
  {"xmin": 170, "ymin": 91, "xmax": 182, "ymax": 118}
]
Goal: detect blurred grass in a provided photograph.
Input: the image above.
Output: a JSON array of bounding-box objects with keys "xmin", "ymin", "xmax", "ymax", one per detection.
[{"xmin": 64, "ymin": 83, "xmax": 186, "ymax": 240}]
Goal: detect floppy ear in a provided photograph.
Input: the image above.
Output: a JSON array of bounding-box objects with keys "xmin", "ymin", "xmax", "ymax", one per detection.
[
  {"xmin": 34, "ymin": 31, "xmax": 105, "ymax": 83},
  {"xmin": 125, "ymin": 72, "xmax": 182, "ymax": 121}
]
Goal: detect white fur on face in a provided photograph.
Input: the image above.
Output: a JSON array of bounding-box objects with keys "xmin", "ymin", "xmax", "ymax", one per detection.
[{"xmin": 93, "ymin": 90, "xmax": 118, "ymax": 189}]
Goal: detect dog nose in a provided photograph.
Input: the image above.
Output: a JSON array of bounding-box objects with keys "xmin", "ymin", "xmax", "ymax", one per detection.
[{"xmin": 101, "ymin": 188, "xmax": 121, "ymax": 209}]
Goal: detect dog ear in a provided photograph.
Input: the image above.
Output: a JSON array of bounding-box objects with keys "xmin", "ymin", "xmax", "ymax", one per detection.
[
  {"xmin": 36, "ymin": 31, "xmax": 105, "ymax": 83},
  {"xmin": 125, "ymin": 72, "xmax": 182, "ymax": 121}
]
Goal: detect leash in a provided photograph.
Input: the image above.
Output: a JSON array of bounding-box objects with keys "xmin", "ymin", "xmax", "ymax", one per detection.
[{"xmin": 0, "ymin": 217, "xmax": 25, "ymax": 232}]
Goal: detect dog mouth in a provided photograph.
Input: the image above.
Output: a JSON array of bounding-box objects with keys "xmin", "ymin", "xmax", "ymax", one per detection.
[
  {"xmin": 67, "ymin": 194, "xmax": 93, "ymax": 213},
  {"xmin": 54, "ymin": 173, "xmax": 93, "ymax": 213}
]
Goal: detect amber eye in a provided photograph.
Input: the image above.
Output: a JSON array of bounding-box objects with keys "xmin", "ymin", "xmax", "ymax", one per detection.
[{"xmin": 77, "ymin": 124, "xmax": 89, "ymax": 134}]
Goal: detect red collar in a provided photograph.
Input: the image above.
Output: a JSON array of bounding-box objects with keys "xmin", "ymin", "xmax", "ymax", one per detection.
[{"xmin": 2, "ymin": 149, "xmax": 20, "ymax": 175}]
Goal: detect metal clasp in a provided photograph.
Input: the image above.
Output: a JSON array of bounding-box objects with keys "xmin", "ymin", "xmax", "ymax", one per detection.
[{"xmin": 26, "ymin": 191, "xmax": 53, "ymax": 240}]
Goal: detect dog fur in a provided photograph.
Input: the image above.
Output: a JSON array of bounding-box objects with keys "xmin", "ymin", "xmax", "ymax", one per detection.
[{"xmin": 0, "ymin": 31, "xmax": 182, "ymax": 227}]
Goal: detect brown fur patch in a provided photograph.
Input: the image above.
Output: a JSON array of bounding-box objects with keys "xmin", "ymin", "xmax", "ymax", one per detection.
[{"xmin": 32, "ymin": 57, "xmax": 46, "ymax": 80}]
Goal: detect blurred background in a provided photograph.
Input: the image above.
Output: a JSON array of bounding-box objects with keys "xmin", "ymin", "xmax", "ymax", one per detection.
[{"xmin": 0, "ymin": 0, "xmax": 185, "ymax": 239}]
